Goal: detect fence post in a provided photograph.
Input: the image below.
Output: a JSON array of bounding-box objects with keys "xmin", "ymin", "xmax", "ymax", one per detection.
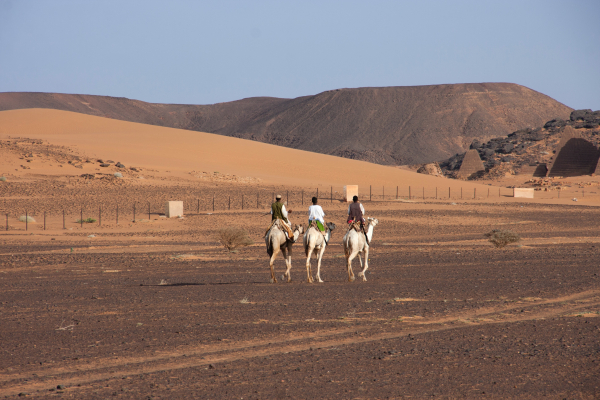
[
  {"xmin": 197, "ymin": 199, "xmax": 200, "ymax": 214},
  {"xmin": 80, "ymin": 208, "xmax": 83, "ymax": 227},
  {"xmin": 44, "ymin": 211, "xmax": 46, "ymax": 230},
  {"xmin": 488, "ymin": 188, "xmax": 490, "ymax": 198},
  {"xmin": 558, "ymin": 188, "xmax": 560, "ymax": 198},
  {"xmin": 26, "ymin": 211, "xmax": 28, "ymax": 231},
  {"xmin": 228, "ymin": 196, "xmax": 231, "ymax": 210},
  {"xmin": 63, "ymin": 210, "xmax": 66, "ymax": 229},
  {"xmin": 148, "ymin": 202, "xmax": 150, "ymax": 220},
  {"xmin": 474, "ymin": 188, "xmax": 476, "ymax": 199},
  {"xmin": 302, "ymin": 190, "xmax": 304, "ymax": 205},
  {"xmin": 409, "ymin": 186, "xmax": 411, "ymax": 200},
  {"xmin": 422, "ymin": 187, "xmax": 424, "ymax": 199},
  {"xmin": 370, "ymin": 185, "xmax": 372, "ymax": 201},
  {"xmin": 5, "ymin": 213, "xmax": 8, "ymax": 231},
  {"xmin": 436, "ymin": 187, "xmax": 438, "ymax": 199},
  {"xmin": 287, "ymin": 191, "xmax": 289, "ymax": 205},
  {"xmin": 213, "ymin": 195, "xmax": 215, "ymax": 212},
  {"xmin": 449, "ymin": 187, "xmax": 451, "ymax": 199},
  {"xmin": 242, "ymin": 194, "xmax": 244, "ymax": 210},
  {"xmin": 116, "ymin": 205, "xmax": 119, "ymax": 224},
  {"xmin": 257, "ymin": 192, "xmax": 259, "ymax": 208},
  {"xmin": 99, "ymin": 206, "xmax": 101, "ymax": 226},
  {"xmin": 330, "ymin": 186, "xmax": 332, "ymax": 203},
  {"xmin": 133, "ymin": 204, "xmax": 136, "ymax": 223},
  {"xmin": 499, "ymin": 187, "xmax": 500, "ymax": 197},
  {"xmin": 396, "ymin": 186, "xmax": 398, "ymax": 200},
  {"xmin": 383, "ymin": 186, "xmax": 385, "ymax": 201}
]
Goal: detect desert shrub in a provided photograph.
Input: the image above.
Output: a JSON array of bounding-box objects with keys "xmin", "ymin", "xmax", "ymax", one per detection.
[
  {"xmin": 18, "ymin": 215, "xmax": 36, "ymax": 223},
  {"xmin": 216, "ymin": 226, "xmax": 253, "ymax": 251},
  {"xmin": 76, "ymin": 217, "xmax": 97, "ymax": 223},
  {"xmin": 0, "ymin": 176, "xmax": 7, "ymax": 182},
  {"xmin": 114, "ymin": 172, "xmax": 123, "ymax": 178},
  {"xmin": 484, "ymin": 229, "xmax": 521, "ymax": 248}
]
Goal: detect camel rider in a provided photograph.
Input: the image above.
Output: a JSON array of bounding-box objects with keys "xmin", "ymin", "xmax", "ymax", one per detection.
[
  {"xmin": 347, "ymin": 195, "xmax": 369, "ymax": 244},
  {"xmin": 271, "ymin": 194, "xmax": 295, "ymax": 240},
  {"xmin": 308, "ymin": 197, "xmax": 327, "ymax": 236}
]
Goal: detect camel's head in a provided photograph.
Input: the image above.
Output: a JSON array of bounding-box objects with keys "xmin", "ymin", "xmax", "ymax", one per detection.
[
  {"xmin": 367, "ymin": 217, "xmax": 379, "ymax": 227},
  {"xmin": 293, "ymin": 224, "xmax": 304, "ymax": 234},
  {"xmin": 326, "ymin": 222, "xmax": 336, "ymax": 231}
]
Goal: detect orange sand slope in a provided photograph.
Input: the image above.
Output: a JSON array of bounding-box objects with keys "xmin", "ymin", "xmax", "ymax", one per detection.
[{"xmin": 1, "ymin": 108, "xmax": 487, "ymax": 189}]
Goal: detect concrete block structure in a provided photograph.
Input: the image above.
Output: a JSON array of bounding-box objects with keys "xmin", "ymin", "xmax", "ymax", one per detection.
[
  {"xmin": 165, "ymin": 201, "xmax": 184, "ymax": 218},
  {"xmin": 513, "ymin": 188, "xmax": 534, "ymax": 198},
  {"xmin": 457, "ymin": 149, "xmax": 485, "ymax": 179},
  {"xmin": 344, "ymin": 185, "xmax": 358, "ymax": 202}
]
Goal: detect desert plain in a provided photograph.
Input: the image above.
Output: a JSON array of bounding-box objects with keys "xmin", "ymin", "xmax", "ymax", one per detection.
[{"xmin": 1, "ymin": 109, "xmax": 599, "ymax": 399}]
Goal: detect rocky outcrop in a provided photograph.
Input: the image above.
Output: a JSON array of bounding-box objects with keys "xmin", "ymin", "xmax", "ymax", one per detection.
[
  {"xmin": 416, "ymin": 162, "xmax": 444, "ymax": 177},
  {"xmin": 440, "ymin": 109, "xmax": 600, "ymax": 179}
]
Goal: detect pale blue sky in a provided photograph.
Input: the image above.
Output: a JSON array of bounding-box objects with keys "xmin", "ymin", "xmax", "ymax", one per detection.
[{"xmin": 1, "ymin": 0, "xmax": 599, "ymax": 110}]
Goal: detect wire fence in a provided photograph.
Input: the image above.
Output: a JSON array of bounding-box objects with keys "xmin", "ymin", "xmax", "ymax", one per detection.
[{"xmin": 1, "ymin": 185, "xmax": 595, "ymax": 231}]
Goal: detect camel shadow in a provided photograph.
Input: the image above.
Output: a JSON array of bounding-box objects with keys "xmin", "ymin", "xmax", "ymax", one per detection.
[{"xmin": 140, "ymin": 281, "xmax": 267, "ymax": 287}]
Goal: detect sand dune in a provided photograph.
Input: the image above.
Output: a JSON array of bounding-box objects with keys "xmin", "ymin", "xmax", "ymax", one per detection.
[
  {"xmin": 0, "ymin": 108, "xmax": 492, "ymax": 192},
  {"xmin": 0, "ymin": 85, "xmax": 572, "ymax": 165}
]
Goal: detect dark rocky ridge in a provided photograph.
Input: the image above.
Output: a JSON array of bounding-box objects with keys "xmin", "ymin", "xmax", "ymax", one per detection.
[
  {"xmin": 0, "ymin": 83, "xmax": 571, "ymax": 165},
  {"xmin": 439, "ymin": 109, "xmax": 600, "ymax": 179}
]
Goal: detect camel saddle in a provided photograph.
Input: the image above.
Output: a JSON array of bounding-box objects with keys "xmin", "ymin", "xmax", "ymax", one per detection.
[
  {"xmin": 348, "ymin": 220, "xmax": 362, "ymax": 232},
  {"xmin": 309, "ymin": 220, "xmax": 327, "ymax": 233},
  {"xmin": 265, "ymin": 219, "xmax": 295, "ymax": 242}
]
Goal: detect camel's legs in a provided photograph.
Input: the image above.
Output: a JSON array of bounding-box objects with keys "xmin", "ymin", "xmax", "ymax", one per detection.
[
  {"xmin": 305, "ymin": 245, "xmax": 315, "ymax": 283},
  {"xmin": 358, "ymin": 247, "xmax": 369, "ymax": 281},
  {"xmin": 269, "ymin": 246, "xmax": 280, "ymax": 283},
  {"xmin": 282, "ymin": 246, "xmax": 292, "ymax": 282},
  {"xmin": 346, "ymin": 250, "xmax": 358, "ymax": 282},
  {"xmin": 315, "ymin": 244, "xmax": 326, "ymax": 283}
]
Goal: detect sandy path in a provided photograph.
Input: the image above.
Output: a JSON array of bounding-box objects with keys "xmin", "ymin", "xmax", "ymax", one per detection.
[{"xmin": 2, "ymin": 289, "xmax": 597, "ymax": 397}]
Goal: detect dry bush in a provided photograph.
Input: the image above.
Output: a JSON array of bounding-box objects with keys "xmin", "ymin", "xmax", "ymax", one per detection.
[
  {"xmin": 76, "ymin": 217, "xmax": 97, "ymax": 223},
  {"xmin": 18, "ymin": 215, "xmax": 36, "ymax": 223},
  {"xmin": 484, "ymin": 229, "xmax": 521, "ymax": 248},
  {"xmin": 216, "ymin": 226, "xmax": 254, "ymax": 251}
]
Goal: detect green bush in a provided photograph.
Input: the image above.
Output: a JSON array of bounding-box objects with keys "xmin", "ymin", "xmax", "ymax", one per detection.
[
  {"xmin": 484, "ymin": 229, "xmax": 521, "ymax": 248},
  {"xmin": 0, "ymin": 176, "xmax": 7, "ymax": 182}
]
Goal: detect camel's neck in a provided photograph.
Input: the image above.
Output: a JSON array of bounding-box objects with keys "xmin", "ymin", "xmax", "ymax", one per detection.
[
  {"xmin": 365, "ymin": 224, "xmax": 375, "ymax": 241},
  {"xmin": 293, "ymin": 230, "xmax": 300, "ymax": 242},
  {"xmin": 325, "ymin": 230, "xmax": 332, "ymax": 243}
]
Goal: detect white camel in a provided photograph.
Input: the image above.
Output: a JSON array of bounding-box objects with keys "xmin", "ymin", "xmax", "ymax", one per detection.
[
  {"xmin": 303, "ymin": 222, "xmax": 336, "ymax": 283},
  {"xmin": 265, "ymin": 221, "xmax": 304, "ymax": 283},
  {"xmin": 342, "ymin": 218, "xmax": 379, "ymax": 282}
]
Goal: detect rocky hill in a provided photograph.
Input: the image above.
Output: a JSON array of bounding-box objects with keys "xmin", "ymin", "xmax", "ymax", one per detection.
[
  {"xmin": 0, "ymin": 83, "xmax": 572, "ymax": 165},
  {"xmin": 438, "ymin": 109, "xmax": 600, "ymax": 179}
]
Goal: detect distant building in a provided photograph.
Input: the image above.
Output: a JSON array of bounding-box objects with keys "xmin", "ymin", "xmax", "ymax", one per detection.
[{"xmin": 456, "ymin": 149, "xmax": 485, "ymax": 179}]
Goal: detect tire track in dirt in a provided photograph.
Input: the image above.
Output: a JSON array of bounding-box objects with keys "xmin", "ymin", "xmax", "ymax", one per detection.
[{"xmin": 2, "ymin": 289, "xmax": 599, "ymax": 397}]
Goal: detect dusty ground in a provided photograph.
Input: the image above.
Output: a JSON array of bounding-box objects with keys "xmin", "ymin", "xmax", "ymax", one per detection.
[
  {"xmin": 1, "ymin": 185, "xmax": 599, "ymax": 398},
  {"xmin": 1, "ymin": 111, "xmax": 599, "ymax": 399}
]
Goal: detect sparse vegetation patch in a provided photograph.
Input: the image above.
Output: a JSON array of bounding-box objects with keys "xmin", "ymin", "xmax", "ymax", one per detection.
[
  {"xmin": 18, "ymin": 215, "xmax": 35, "ymax": 223},
  {"xmin": 484, "ymin": 229, "xmax": 521, "ymax": 248},
  {"xmin": 216, "ymin": 226, "xmax": 254, "ymax": 252}
]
